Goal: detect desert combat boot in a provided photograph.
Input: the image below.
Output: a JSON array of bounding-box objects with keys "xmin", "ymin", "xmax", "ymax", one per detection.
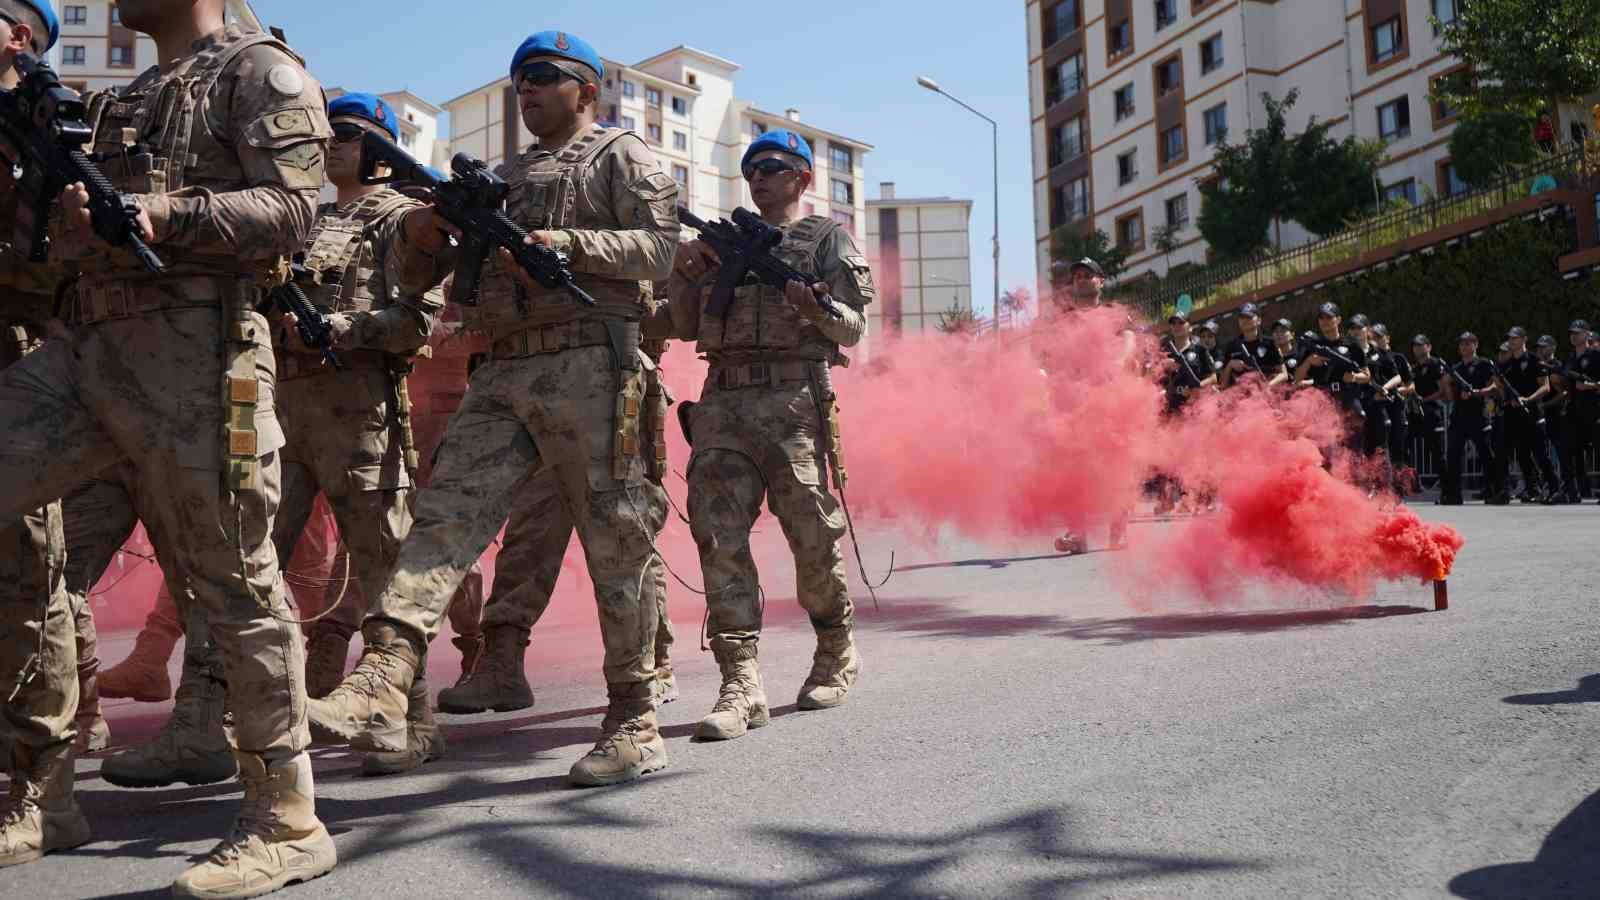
[
  {"xmin": 307, "ymin": 621, "xmax": 420, "ymax": 753},
  {"xmin": 0, "ymin": 742, "xmax": 92, "ymax": 868},
  {"xmin": 568, "ymin": 682, "xmax": 667, "ymax": 787},
  {"xmin": 796, "ymin": 623, "xmax": 860, "ymax": 710},
  {"xmin": 435, "ymin": 625, "xmax": 533, "ymax": 714},
  {"xmin": 172, "ymin": 751, "xmax": 336, "ymax": 898},
  {"xmin": 361, "ymin": 667, "xmax": 447, "ymax": 776},
  {"xmin": 693, "ymin": 642, "xmax": 768, "ymax": 741},
  {"xmin": 101, "ymin": 655, "xmax": 236, "ymax": 788}
]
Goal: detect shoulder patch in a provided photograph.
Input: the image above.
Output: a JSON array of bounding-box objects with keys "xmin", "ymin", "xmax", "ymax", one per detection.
[
  {"xmin": 633, "ymin": 171, "xmax": 678, "ymax": 202},
  {"xmin": 266, "ymin": 64, "xmax": 305, "ymax": 98}
]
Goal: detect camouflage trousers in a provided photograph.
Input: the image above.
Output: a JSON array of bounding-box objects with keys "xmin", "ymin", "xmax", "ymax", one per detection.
[
  {"xmin": 478, "ymin": 467, "xmax": 672, "ymax": 657},
  {"xmin": 685, "ymin": 373, "xmax": 851, "ymax": 651},
  {"xmin": 0, "ymin": 309, "xmax": 307, "ymax": 754},
  {"xmin": 372, "ymin": 345, "xmax": 666, "ymax": 687},
  {"xmin": 274, "ymin": 367, "xmax": 412, "ymax": 640}
]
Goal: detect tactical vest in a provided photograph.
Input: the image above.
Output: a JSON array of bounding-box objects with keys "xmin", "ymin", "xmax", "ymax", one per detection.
[
  {"xmin": 82, "ymin": 27, "xmax": 301, "ymax": 289},
  {"xmin": 300, "ymin": 189, "xmax": 419, "ymax": 315},
  {"xmin": 465, "ymin": 124, "xmax": 650, "ymax": 334},
  {"xmin": 696, "ymin": 214, "xmax": 839, "ymax": 362}
]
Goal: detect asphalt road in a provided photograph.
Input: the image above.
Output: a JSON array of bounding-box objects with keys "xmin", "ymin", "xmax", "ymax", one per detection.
[{"xmin": 8, "ymin": 503, "xmax": 1599, "ymax": 899}]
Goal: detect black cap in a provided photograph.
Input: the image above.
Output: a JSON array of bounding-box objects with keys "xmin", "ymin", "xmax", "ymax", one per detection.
[
  {"xmin": 1200, "ymin": 320, "xmax": 1219, "ymax": 334},
  {"xmin": 1345, "ymin": 313, "xmax": 1369, "ymax": 330},
  {"xmin": 1498, "ymin": 342, "xmax": 1511, "ymax": 352},
  {"xmin": 1536, "ymin": 334, "xmax": 1557, "ymax": 348},
  {"xmin": 1273, "ymin": 318, "xmax": 1293, "ymax": 332},
  {"xmin": 1507, "ymin": 326, "xmax": 1527, "ymax": 338},
  {"xmin": 1239, "ymin": 302, "xmax": 1261, "ymax": 318},
  {"xmin": 1168, "ymin": 311, "xmax": 1189, "ymax": 324},
  {"xmin": 1370, "ymin": 323, "xmax": 1389, "ymax": 338},
  {"xmin": 1301, "ymin": 330, "xmax": 1319, "ymax": 342},
  {"xmin": 1570, "ymin": 319, "xmax": 1591, "ymax": 332},
  {"xmin": 1412, "ymin": 333, "xmax": 1430, "ymax": 346},
  {"xmin": 1317, "ymin": 302, "xmax": 1340, "ymax": 318},
  {"xmin": 1068, "ymin": 257, "xmax": 1104, "ymax": 278},
  {"xmin": 1458, "ymin": 331, "xmax": 1478, "ymax": 342}
]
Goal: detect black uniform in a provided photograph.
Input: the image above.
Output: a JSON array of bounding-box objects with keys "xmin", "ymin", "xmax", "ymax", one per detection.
[
  {"xmin": 1561, "ymin": 348, "xmax": 1600, "ymax": 498},
  {"xmin": 1499, "ymin": 351, "xmax": 1560, "ymax": 498},
  {"xmin": 1163, "ymin": 339, "xmax": 1214, "ymax": 413},
  {"xmin": 1305, "ymin": 335, "xmax": 1367, "ymax": 454},
  {"xmin": 1357, "ymin": 342, "xmax": 1392, "ymax": 469},
  {"xmin": 1376, "ymin": 348, "xmax": 1414, "ymax": 474},
  {"xmin": 1220, "ymin": 334, "xmax": 1284, "ymax": 387},
  {"xmin": 1410, "ymin": 354, "xmax": 1448, "ymax": 487},
  {"xmin": 1443, "ymin": 357, "xmax": 1504, "ymax": 502}
]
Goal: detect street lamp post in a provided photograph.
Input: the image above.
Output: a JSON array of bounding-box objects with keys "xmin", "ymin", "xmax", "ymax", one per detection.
[{"xmin": 917, "ymin": 76, "xmax": 999, "ymax": 337}]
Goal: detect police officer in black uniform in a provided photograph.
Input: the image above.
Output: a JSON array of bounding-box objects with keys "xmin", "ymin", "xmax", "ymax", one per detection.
[
  {"xmin": 1557, "ymin": 319, "xmax": 1597, "ymax": 502},
  {"xmin": 1499, "ymin": 326, "xmax": 1560, "ymax": 503},
  {"xmin": 1409, "ymin": 334, "xmax": 1448, "ymax": 490},
  {"xmin": 1533, "ymin": 335, "xmax": 1575, "ymax": 502},
  {"xmin": 1197, "ymin": 320, "xmax": 1224, "ymax": 378},
  {"xmin": 1154, "ymin": 311, "xmax": 1215, "ymax": 512},
  {"xmin": 1219, "ymin": 303, "xmax": 1285, "ymax": 389},
  {"xmin": 1370, "ymin": 323, "xmax": 1413, "ymax": 489},
  {"xmin": 1441, "ymin": 332, "xmax": 1507, "ymax": 505},
  {"xmin": 1297, "ymin": 303, "xmax": 1372, "ymax": 458}
]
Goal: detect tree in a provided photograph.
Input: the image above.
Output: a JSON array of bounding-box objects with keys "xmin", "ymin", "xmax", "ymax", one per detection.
[
  {"xmin": 935, "ymin": 302, "xmax": 980, "ymax": 335},
  {"xmin": 1433, "ymin": 0, "xmax": 1600, "ymax": 117},
  {"xmin": 1197, "ymin": 90, "xmax": 1383, "ymax": 262},
  {"xmin": 1049, "ymin": 227, "xmax": 1128, "ymax": 282},
  {"xmin": 1151, "ymin": 224, "xmax": 1181, "ymax": 276},
  {"xmin": 1447, "ymin": 109, "xmax": 1538, "ymax": 187}
]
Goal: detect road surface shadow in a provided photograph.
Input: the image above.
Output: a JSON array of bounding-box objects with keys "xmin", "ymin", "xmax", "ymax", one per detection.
[
  {"xmin": 1054, "ymin": 605, "xmax": 1431, "ymax": 644},
  {"xmin": 1503, "ymin": 674, "xmax": 1600, "ymax": 706},
  {"xmin": 897, "ymin": 551, "xmax": 1110, "ymax": 573},
  {"xmin": 1448, "ymin": 788, "xmax": 1600, "ymax": 898}
]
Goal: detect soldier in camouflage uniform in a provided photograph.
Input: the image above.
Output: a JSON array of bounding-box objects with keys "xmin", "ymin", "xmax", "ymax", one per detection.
[
  {"xmin": 309, "ymin": 30, "xmax": 678, "ymax": 788},
  {"xmin": 662, "ymin": 129, "xmax": 873, "ymax": 741},
  {"xmin": 0, "ymin": 3, "xmax": 335, "ymax": 894}
]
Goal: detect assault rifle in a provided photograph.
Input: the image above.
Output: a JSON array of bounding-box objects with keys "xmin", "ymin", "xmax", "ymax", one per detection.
[
  {"xmin": 359, "ymin": 129, "xmax": 594, "ymax": 308},
  {"xmin": 0, "ymin": 54, "xmax": 163, "ymax": 272},
  {"xmin": 677, "ymin": 206, "xmax": 844, "ymax": 320},
  {"xmin": 258, "ymin": 254, "xmax": 339, "ymax": 369}
]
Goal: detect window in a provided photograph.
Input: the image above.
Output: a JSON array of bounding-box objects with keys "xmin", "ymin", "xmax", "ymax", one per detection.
[
  {"xmin": 830, "ymin": 144, "xmax": 853, "ymax": 172},
  {"xmin": 1044, "ymin": 0, "xmax": 1080, "ymax": 46},
  {"xmin": 1382, "ymin": 178, "xmax": 1418, "ymax": 205},
  {"xmin": 751, "ymin": 121, "xmax": 767, "ymax": 139},
  {"xmin": 1108, "ymin": 19, "xmax": 1132, "ymax": 56},
  {"xmin": 1430, "ymin": 73, "xmax": 1460, "ymax": 125},
  {"xmin": 1203, "ymin": 103, "xmax": 1228, "ymax": 145},
  {"xmin": 671, "ymin": 96, "xmax": 687, "ymax": 115},
  {"xmin": 1117, "ymin": 149, "xmax": 1138, "ymax": 186},
  {"xmin": 109, "ymin": 7, "xmax": 120, "ymax": 25},
  {"xmin": 62, "ymin": 46, "xmax": 86, "ymax": 66},
  {"xmin": 1160, "ymin": 124, "xmax": 1186, "ymax": 165},
  {"xmin": 1049, "ymin": 116, "xmax": 1085, "ymax": 167},
  {"xmin": 109, "ymin": 46, "xmax": 133, "ymax": 66},
  {"xmin": 1154, "ymin": 0, "xmax": 1177, "ymax": 29},
  {"xmin": 1049, "ymin": 177, "xmax": 1089, "ymax": 227},
  {"xmin": 646, "ymin": 87, "xmax": 662, "ymax": 107},
  {"xmin": 1200, "ymin": 34, "xmax": 1224, "ymax": 74},
  {"xmin": 1116, "ymin": 212, "xmax": 1144, "ymax": 250},
  {"xmin": 400, "ymin": 132, "xmax": 414, "ymax": 148},
  {"xmin": 672, "ymin": 164, "xmax": 689, "ymax": 186},
  {"xmin": 1166, "ymin": 194, "xmax": 1189, "ymax": 229},
  {"xmin": 1155, "ymin": 57, "xmax": 1182, "ymax": 96},
  {"xmin": 1431, "ymin": 0, "xmax": 1458, "ymax": 34},
  {"xmin": 1377, "ymin": 96, "xmax": 1411, "ymax": 140},
  {"xmin": 621, "ymin": 115, "xmax": 636, "ymax": 131},
  {"xmin": 63, "ymin": 5, "xmax": 87, "ymax": 25},
  {"xmin": 1047, "ymin": 53, "xmax": 1084, "ymax": 105},
  {"xmin": 1439, "ymin": 161, "xmax": 1469, "ymax": 197},
  {"xmin": 831, "ymin": 178, "xmax": 853, "ymax": 204},
  {"xmin": 830, "ymin": 208, "xmax": 855, "ymax": 233},
  {"xmin": 673, "ymin": 131, "xmax": 687, "ymax": 151},
  {"xmin": 1114, "ymin": 84, "xmax": 1135, "ymax": 121},
  {"xmin": 687, "ymin": 73, "xmax": 698, "ymax": 86},
  {"xmin": 622, "ymin": 81, "xmax": 636, "ymax": 99},
  {"xmin": 1371, "ymin": 17, "xmax": 1402, "ymax": 64},
  {"xmin": 647, "ymin": 123, "xmax": 662, "ymax": 144}
]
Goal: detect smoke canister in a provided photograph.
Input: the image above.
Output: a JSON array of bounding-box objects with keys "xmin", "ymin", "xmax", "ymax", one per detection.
[{"xmin": 1433, "ymin": 580, "xmax": 1449, "ymax": 611}]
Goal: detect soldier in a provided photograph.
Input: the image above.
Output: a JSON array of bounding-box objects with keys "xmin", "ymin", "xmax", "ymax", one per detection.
[
  {"xmin": 1197, "ymin": 319, "xmax": 1224, "ymax": 377},
  {"xmin": 308, "ymin": 30, "xmax": 678, "ymax": 788},
  {"xmin": 1408, "ymin": 334, "xmax": 1449, "ymax": 492},
  {"xmin": 663, "ymin": 128, "xmax": 872, "ymax": 741},
  {"xmin": 0, "ymin": 1, "xmax": 335, "ymax": 894},
  {"xmin": 1218, "ymin": 302, "xmax": 1285, "ymax": 389},
  {"xmin": 1154, "ymin": 311, "xmax": 1215, "ymax": 513},
  {"xmin": 1370, "ymin": 323, "xmax": 1412, "ymax": 492},
  {"xmin": 1498, "ymin": 327, "xmax": 1560, "ymax": 503},
  {"xmin": 1556, "ymin": 320, "xmax": 1596, "ymax": 502},
  {"xmin": 1296, "ymin": 303, "xmax": 1371, "ymax": 460},
  {"xmin": 1271, "ymin": 318, "xmax": 1307, "ymax": 392},
  {"xmin": 1441, "ymin": 332, "xmax": 1507, "ymax": 505}
]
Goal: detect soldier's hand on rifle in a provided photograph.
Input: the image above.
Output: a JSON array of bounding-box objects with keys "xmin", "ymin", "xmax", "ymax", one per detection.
[
  {"xmin": 784, "ymin": 279, "xmax": 830, "ymax": 321},
  {"xmin": 673, "ymin": 240, "xmax": 719, "ymax": 280},
  {"xmin": 1227, "ymin": 359, "xmax": 1247, "ymax": 373},
  {"xmin": 402, "ymin": 206, "xmax": 460, "ymax": 254},
  {"xmin": 492, "ymin": 231, "xmax": 560, "ymax": 294},
  {"xmin": 60, "ymin": 182, "xmax": 154, "ymax": 246}
]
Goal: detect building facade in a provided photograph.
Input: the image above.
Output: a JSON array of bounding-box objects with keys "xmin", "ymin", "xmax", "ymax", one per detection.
[
  {"xmin": 865, "ymin": 183, "xmax": 974, "ymax": 337},
  {"xmin": 442, "ymin": 46, "xmax": 872, "ymax": 239},
  {"xmin": 326, "ymin": 87, "xmax": 448, "ymax": 170},
  {"xmin": 1028, "ymin": 0, "xmax": 1474, "ymax": 284},
  {"xmin": 49, "ymin": 0, "xmax": 156, "ymax": 92}
]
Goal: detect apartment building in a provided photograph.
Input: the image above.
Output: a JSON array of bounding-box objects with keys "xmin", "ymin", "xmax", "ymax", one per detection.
[
  {"xmin": 442, "ymin": 46, "xmax": 872, "ymax": 239},
  {"xmin": 1027, "ymin": 0, "xmax": 1473, "ymax": 283},
  {"xmin": 49, "ymin": 1, "xmax": 155, "ymax": 92},
  {"xmin": 865, "ymin": 183, "xmax": 974, "ymax": 337}
]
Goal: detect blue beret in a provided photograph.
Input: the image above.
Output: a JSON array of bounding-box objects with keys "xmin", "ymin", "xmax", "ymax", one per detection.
[
  {"xmin": 742, "ymin": 129, "xmax": 813, "ymax": 171},
  {"xmin": 510, "ymin": 31, "xmax": 603, "ymax": 82},
  {"xmin": 16, "ymin": 1, "xmax": 58, "ymax": 53},
  {"xmin": 328, "ymin": 92, "xmax": 398, "ymax": 142}
]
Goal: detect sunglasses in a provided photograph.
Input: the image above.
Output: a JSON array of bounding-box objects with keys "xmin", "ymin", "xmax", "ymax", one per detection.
[
  {"xmin": 331, "ymin": 123, "xmax": 367, "ymax": 144},
  {"xmin": 517, "ymin": 61, "xmax": 587, "ymax": 87},
  {"xmin": 744, "ymin": 158, "xmax": 800, "ymax": 179}
]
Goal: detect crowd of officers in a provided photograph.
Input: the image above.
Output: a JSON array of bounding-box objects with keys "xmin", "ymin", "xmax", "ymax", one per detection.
[{"xmin": 1160, "ymin": 300, "xmax": 1600, "ymax": 505}]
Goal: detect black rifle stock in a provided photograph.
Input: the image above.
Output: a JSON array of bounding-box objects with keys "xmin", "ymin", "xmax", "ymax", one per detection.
[
  {"xmin": 358, "ymin": 129, "xmax": 594, "ymax": 308},
  {"xmin": 259, "ymin": 253, "xmax": 339, "ymax": 369},
  {"xmin": 678, "ymin": 206, "xmax": 844, "ymax": 320},
  {"xmin": 0, "ymin": 54, "xmax": 162, "ymax": 272}
]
